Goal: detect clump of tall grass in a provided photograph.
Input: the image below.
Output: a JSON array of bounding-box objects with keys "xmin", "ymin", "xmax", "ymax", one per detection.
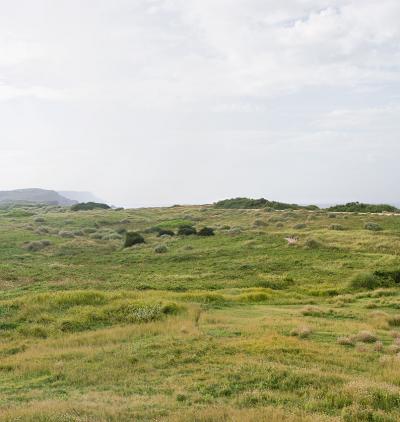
[
  {"xmin": 59, "ymin": 230, "xmax": 75, "ymax": 238},
  {"xmin": 388, "ymin": 315, "xmax": 400, "ymax": 327},
  {"xmin": 154, "ymin": 245, "xmax": 168, "ymax": 254},
  {"xmin": 290, "ymin": 326, "xmax": 312, "ymax": 338},
  {"xmin": 330, "ymin": 224, "xmax": 345, "ymax": 231},
  {"xmin": 364, "ymin": 222, "xmax": 383, "ymax": 231},
  {"xmin": 23, "ymin": 240, "xmax": 51, "ymax": 252},
  {"xmin": 304, "ymin": 238, "xmax": 322, "ymax": 249},
  {"xmin": 354, "ymin": 330, "xmax": 377, "ymax": 343}
]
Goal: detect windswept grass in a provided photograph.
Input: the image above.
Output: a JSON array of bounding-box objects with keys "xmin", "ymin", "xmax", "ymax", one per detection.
[{"xmin": 0, "ymin": 205, "xmax": 400, "ymax": 420}]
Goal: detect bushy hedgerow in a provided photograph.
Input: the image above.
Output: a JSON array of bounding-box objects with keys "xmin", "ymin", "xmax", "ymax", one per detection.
[
  {"xmin": 71, "ymin": 202, "xmax": 111, "ymax": 211},
  {"xmin": 328, "ymin": 202, "xmax": 398, "ymax": 213},
  {"xmin": 214, "ymin": 197, "xmax": 319, "ymax": 210},
  {"xmin": 124, "ymin": 232, "xmax": 145, "ymax": 247}
]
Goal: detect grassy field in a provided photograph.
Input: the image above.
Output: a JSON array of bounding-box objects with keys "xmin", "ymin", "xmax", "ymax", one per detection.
[{"xmin": 0, "ymin": 204, "xmax": 400, "ymax": 421}]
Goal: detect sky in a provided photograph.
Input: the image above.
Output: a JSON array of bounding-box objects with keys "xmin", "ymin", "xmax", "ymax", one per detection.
[{"xmin": 0, "ymin": 0, "xmax": 399, "ymax": 207}]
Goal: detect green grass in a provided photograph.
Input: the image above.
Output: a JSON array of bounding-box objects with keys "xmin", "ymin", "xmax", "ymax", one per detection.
[{"xmin": 0, "ymin": 205, "xmax": 400, "ymax": 421}]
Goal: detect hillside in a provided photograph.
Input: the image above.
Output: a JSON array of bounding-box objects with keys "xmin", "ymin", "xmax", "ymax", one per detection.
[
  {"xmin": 0, "ymin": 205, "xmax": 399, "ymax": 420},
  {"xmin": 0, "ymin": 188, "xmax": 76, "ymax": 206}
]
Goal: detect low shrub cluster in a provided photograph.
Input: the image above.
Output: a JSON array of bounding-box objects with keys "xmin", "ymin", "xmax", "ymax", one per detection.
[
  {"xmin": 71, "ymin": 202, "xmax": 111, "ymax": 211},
  {"xmin": 350, "ymin": 270, "xmax": 400, "ymax": 290},
  {"xmin": 364, "ymin": 222, "xmax": 383, "ymax": 231},
  {"xmin": 23, "ymin": 240, "xmax": 51, "ymax": 252},
  {"xmin": 124, "ymin": 232, "xmax": 145, "ymax": 247}
]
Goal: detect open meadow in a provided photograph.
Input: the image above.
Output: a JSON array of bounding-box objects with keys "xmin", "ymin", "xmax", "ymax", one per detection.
[{"xmin": 0, "ymin": 204, "xmax": 400, "ymax": 421}]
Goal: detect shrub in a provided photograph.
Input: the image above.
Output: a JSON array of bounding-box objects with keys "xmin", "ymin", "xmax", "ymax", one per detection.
[
  {"xmin": 354, "ymin": 331, "xmax": 377, "ymax": 343},
  {"xmin": 154, "ymin": 245, "xmax": 168, "ymax": 254},
  {"xmin": 350, "ymin": 271, "xmax": 400, "ymax": 290},
  {"xmin": 290, "ymin": 326, "xmax": 312, "ymax": 338},
  {"xmin": 388, "ymin": 315, "xmax": 400, "ymax": 327},
  {"xmin": 304, "ymin": 238, "xmax": 322, "ymax": 249},
  {"xmin": 337, "ymin": 336, "xmax": 355, "ymax": 346},
  {"xmin": 82, "ymin": 227, "xmax": 97, "ymax": 234},
  {"xmin": 253, "ymin": 219, "xmax": 267, "ymax": 227},
  {"xmin": 328, "ymin": 213, "xmax": 337, "ymax": 218},
  {"xmin": 35, "ymin": 226, "xmax": 49, "ymax": 234},
  {"xmin": 197, "ymin": 227, "xmax": 215, "ymax": 236},
  {"xmin": 59, "ymin": 230, "xmax": 75, "ymax": 238},
  {"xmin": 364, "ymin": 222, "xmax": 383, "ymax": 231},
  {"xmin": 293, "ymin": 223, "xmax": 306, "ymax": 229},
  {"xmin": 157, "ymin": 229, "xmax": 175, "ymax": 237},
  {"xmin": 34, "ymin": 217, "xmax": 45, "ymax": 223},
  {"xmin": 23, "ymin": 240, "xmax": 51, "ymax": 252},
  {"xmin": 177, "ymin": 225, "xmax": 197, "ymax": 236},
  {"xmin": 124, "ymin": 232, "xmax": 145, "ymax": 247},
  {"xmin": 71, "ymin": 202, "xmax": 111, "ymax": 211},
  {"xmin": 328, "ymin": 202, "xmax": 399, "ymax": 213},
  {"xmin": 330, "ymin": 224, "xmax": 345, "ymax": 231}
]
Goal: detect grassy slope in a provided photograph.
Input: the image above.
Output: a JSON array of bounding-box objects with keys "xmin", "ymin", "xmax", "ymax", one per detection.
[{"xmin": 0, "ymin": 206, "xmax": 400, "ymax": 421}]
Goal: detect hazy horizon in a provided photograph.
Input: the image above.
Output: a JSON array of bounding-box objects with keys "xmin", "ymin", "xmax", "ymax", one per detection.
[{"xmin": 1, "ymin": 1, "xmax": 399, "ymax": 207}]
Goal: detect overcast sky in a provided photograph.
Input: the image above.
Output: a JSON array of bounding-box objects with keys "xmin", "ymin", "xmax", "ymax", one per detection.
[{"xmin": 0, "ymin": 0, "xmax": 399, "ymax": 207}]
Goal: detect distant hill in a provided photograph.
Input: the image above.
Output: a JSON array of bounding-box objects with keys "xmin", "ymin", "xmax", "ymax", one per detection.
[
  {"xmin": 58, "ymin": 191, "xmax": 106, "ymax": 204},
  {"xmin": 0, "ymin": 189, "xmax": 76, "ymax": 206},
  {"xmin": 214, "ymin": 197, "xmax": 319, "ymax": 210}
]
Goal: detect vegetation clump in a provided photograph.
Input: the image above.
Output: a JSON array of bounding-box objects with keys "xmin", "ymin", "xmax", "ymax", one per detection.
[
  {"xmin": 124, "ymin": 232, "xmax": 145, "ymax": 247},
  {"xmin": 330, "ymin": 224, "xmax": 345, "ymax": 231},
  {"xmin": 71, "ymin": 202, "xmax": 111, "ymax": 211},
  {"xmin": 328, "ymin": 202, "xmax": 398, "ymax": 213},
  {"xmin": 197, "ymin": 227, "xmax": 215, "ymax": 236},
  {"xmin": 59, "ymin": 230, "xmax": 75, "ymax": 238},
  {"xmin": 290, "ymin": 326, "xmax": 313, "ymax": 339},
  {"xmin": 304, "ymin": 238, "xmax": 322, "ymax": 249},
  {"xmin": 293, "ymin": 223, "xmax": 307, "ymax": 229},
  {"xmin": 157, "ymin": 229, "xmax": 175, "ymax": 237},
  {"xmin": 364, "ymin": 222, "xmax": 383, "ymax": 231},
  {"xmin": 177, "ymin": 225, "xmax": 197, "ymax": 236},
  {"xmin": 214, "ymin": 197, "xmax": 318, "ymax": 210},
  {"xmin": 350, "ymin": 270, "xmax": 400, "ymax": 290},
  {"xmin": 154, "ymin": 245, "xmax": 168, "ymax": 254},
  {"xmin": 23, "ymin": 240, "xmax": 51, "ymax": 252}
]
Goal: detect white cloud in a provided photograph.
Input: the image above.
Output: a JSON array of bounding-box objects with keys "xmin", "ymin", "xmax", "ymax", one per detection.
[{"xmin": 0, "ymin": 0, "xmax": 398, "ymax": 205}]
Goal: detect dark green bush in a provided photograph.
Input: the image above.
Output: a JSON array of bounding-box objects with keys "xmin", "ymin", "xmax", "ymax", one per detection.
[
  {"xmin": 177, "ymin": 225, "xmax": 197, "ymax": 236},
  {"xmin": 157, "ymin": 229, "xmax": 175, "ymax": 237},
  {"xmin": 124, "ymin": 232, "xmax": 145, "ymax": 247},
  {"xmin": 197, "ymin": 227, "xmax": 215, "ymax": 236}
]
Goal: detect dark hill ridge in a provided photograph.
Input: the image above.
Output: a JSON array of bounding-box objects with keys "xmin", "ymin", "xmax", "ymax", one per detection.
[{"xmin": 0, "ymin": 189, "xmax": 77, "ymax": 206}]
